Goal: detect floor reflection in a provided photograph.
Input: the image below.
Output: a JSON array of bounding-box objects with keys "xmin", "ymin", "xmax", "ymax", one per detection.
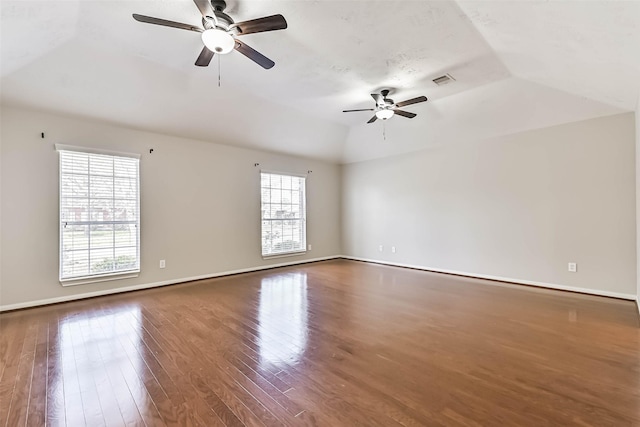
[
  {"xmin": 53, "ymin": 304, "xmax": 142, "ymax": 424},
  {"xmin": 258, "ymin": 272, "xmax": 308, "ymax": 369}
]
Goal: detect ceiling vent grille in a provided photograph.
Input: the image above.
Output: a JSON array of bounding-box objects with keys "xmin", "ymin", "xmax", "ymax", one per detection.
[{"xmin": 432, "ymin": 74, "xmax": 455, "ymax": 86}]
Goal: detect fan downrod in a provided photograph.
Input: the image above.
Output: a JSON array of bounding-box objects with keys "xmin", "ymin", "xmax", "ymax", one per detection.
[
  {"xmin": 211, "ymin": 0, "xmax": 227, "ymax": 12},
  {"xmin": 380, "ymin": 89, "xmax": 394, "ymax": 105}
]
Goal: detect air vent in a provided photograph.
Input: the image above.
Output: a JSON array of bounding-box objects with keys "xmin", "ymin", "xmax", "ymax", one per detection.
[{"xmin": 432, "ymin": 74, "xmax": 455, "ymax": 86}]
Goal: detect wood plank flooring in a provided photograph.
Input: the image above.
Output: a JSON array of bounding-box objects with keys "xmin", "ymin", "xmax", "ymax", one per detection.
[{"xmin": 1, "ymin": 259, "xmax": 639, "ymax": 426}]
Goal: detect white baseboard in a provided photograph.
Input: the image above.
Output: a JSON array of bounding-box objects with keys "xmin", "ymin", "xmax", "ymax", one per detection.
[
  {"xmin": 341, "ymin": 255, "xmax": 637, "ymax": 301},
  {"xmin": 3, "ymin": 255, "xmax": 635, "ymax": 312},
  {"xmin": 0, "ymin": 256, "xmax": 340, "ymax": 312}
]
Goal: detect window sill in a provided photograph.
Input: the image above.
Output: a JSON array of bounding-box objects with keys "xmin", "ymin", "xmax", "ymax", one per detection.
[
  {"xmin": 60, "ymin": 270, "xmax": 140, "ymax": 287},
  {"xmin": 262, "ymin": 250, "xmax": 307, "ymax": 260}
]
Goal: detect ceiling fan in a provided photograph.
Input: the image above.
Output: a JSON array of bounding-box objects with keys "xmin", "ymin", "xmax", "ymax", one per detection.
[
  {"xmin": 343, "ymin": 89, "xmax": 428, "ymax": 123},
  {"xmin": 133, "ymin": 0, "xmax": 287, "ymax": 69}
]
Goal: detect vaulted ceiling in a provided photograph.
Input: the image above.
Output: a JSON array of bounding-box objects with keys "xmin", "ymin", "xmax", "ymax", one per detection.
[{"xmin": 2, "ymin": 0, "xmax": 639, "ymax": 163}]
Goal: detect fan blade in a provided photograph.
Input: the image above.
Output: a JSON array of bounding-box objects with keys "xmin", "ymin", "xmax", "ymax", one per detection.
[
  {"xmin": 234, "ymin": 40, "xmax": 275, "ymax": 69},
  {"xmin": 133, "ymin": 14, "xmax": 202, "ymax": 32},
  {"xmin": 371, "ymin": 93, "xmax": 383, "ymax": 105},
  {"xmin": 193, "ymin": 0, "xmax": 215, "ymax": 18},
  {"xmin": 394, "ymin": 109, "xmax": 417, "ymax": 119},
  {"xmin": 395, "ymin": 96, "xmax": 428, "ymax": 108},
  {"xmin": 343, "ymin": 109, "xmax": 375, "ymax": 113},
  {"xmin": 233, "ymin": 15, "xmax": 288, "ymax": 35},
  {"xmin": 367, "ymin": 115, "xmax": 378, "ymax": 124},
  {"xmin": 195, "ymin": 46, "xmax": 214, "ymax": 67}
]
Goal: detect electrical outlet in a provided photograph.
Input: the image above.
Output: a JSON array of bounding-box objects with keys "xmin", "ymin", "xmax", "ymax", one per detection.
[
  {"xmin": 308, "ymin": 244, "xmax": 312, "ymax": 251},
  {"xmin": 160, "ymin": 260, "xmax": 166, "ymax": 269},
  {"xmin": 391, "ymin": 246, "xmax": 396, "ymax": 253},
  {"xmin": 378, "ymin": 245, "xmax": 383, "ymax": 252},
  {"xmin": 568, "ymin": 262, "xmax": 577, "ymax": 273}
]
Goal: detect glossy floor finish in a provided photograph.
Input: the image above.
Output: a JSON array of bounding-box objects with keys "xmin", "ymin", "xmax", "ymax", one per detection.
[{"xmin": 1, "ymin": 260, "xmax": 639, "ymax": 426}]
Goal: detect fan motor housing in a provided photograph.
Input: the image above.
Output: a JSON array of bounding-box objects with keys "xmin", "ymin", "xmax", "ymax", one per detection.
[
  {"xmin": 201, "ymin": 0, "xmax": 234, "ymax": 30},
  {"xmin": 380, "ymin": 89, "xmax": 394, "ymax": 105}
]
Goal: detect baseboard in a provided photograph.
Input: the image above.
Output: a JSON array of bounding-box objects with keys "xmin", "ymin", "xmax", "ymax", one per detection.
[
  {"xmin": 341, "ymin": 255, "xmax": 637, "ymax": 301},
  {"xmin": 3, "ymin": 254, "xmax": 635, "ymax": 312},
  {"xmin": 0, "ymin": 255, "xmax": 340, "ymax": 312}
]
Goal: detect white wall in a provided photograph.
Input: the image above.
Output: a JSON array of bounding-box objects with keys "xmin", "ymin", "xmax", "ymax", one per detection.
[
  {"xmin": 0, "ymin": 106, "xmax": 342, "ymax": 309},
  {"xmin": 342, "ymin": 113, "xmax": 637, "ymax": 298},
  {"xmin": 0, "ymin": 107, "xmax": 3, "ymax": 304},
  {"xmin": 636, "ymin": 95, "xmax": 640, "ymax": 312},
  {"xmin": 2, "ymin": 106, "xmax": 637, "ymax": 309}
]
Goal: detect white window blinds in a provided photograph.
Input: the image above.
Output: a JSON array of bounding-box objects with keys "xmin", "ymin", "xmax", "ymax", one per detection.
[
  {"xmin": 261, "ymin": 172, "xmax": 306, "ymax": 257},
  {"xmin": 58, "ymin": 146, "xmax": 140, "ymax": 281}
]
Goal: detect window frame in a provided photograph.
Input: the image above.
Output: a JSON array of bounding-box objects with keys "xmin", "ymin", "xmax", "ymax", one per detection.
[
  {"xmin": 56, "ymin": 144, "xmax": 141, "ymax": 285},
  {"xmin": 260, "ymin": 170, "xmax": 307, "ymax": 259}
]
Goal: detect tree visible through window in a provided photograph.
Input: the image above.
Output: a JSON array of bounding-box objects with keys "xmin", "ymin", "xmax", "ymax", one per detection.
[
  {"xmin": 57, "ymin": 146, "xmax": 140, "ymax": 281},
  {"xmin": 261, "ymin": 172, "xmax": 306, "ymax": 257}
]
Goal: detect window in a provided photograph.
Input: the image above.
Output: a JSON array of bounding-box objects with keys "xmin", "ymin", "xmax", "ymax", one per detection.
[
  {"xmin": 261, "ymin": 172, "xmax": 306, "ymax": 257},
  {"xmin": 57, "ymin": 145, "xmax": 140, "ymax": 282}
]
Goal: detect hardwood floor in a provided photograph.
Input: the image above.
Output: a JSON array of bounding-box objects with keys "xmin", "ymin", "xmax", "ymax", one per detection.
[{"xmin": 1, "ymin": 259, "xmax": 639, "ymax": 426}]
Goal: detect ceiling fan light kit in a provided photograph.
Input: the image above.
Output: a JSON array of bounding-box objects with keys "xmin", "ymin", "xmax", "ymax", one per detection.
[
  {"xmin": 201, "ymin": 28, "xmax": 235, "ymax": 54},
  {"xmin": 375, "ymin": 109, "xmax": 394, "ymax": 120}
]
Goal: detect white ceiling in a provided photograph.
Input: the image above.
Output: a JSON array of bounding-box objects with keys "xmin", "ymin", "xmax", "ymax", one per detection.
[{"xmin": 2, "ymin": 0, "xmax": 639, "ymax": 163}]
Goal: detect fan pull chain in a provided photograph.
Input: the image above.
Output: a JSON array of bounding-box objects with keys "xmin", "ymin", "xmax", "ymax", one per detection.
[
  {"xmin": 218, "ymin": 55, "xmax": 221, "ymax": 87},
  {"xmin": 383, "ymin": 121, "xmax": 387, "ymax": 141}
]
